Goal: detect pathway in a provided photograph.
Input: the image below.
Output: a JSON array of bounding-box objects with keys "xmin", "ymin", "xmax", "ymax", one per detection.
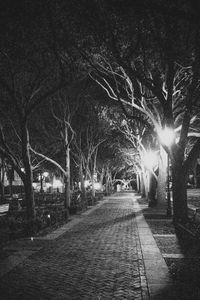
[{"xmin": 0, "ymin": 192, "xmax": 173, "ymax": 299}]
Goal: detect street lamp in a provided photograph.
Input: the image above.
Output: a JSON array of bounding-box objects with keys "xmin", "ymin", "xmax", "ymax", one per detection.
[
  {"xmin": 38, "ymin": 171, "xmax": 49, "ymax": 193},
  {"xmin": 158, "ymin": 127, "xmax": 175, "ymax": 217}
]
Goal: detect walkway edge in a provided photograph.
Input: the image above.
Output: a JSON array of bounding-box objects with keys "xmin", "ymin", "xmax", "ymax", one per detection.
[{"xmin": 133, "ymin": 197, "xmax": 173, "ymax": 299}]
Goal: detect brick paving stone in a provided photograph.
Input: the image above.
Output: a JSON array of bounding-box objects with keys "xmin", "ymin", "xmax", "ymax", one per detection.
[{"xmin": 0, "ymin": 194, "xmax": 148, "ymax": 299}]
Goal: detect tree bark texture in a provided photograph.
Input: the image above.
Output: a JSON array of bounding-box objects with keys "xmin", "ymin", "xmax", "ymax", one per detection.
[
  {"xmin": 171, "ymin": 158, "xmax": 188, "ymax": 222},
  {"xmin": 136, "ymin": 173, "xmax": 140, "ymax": 193},
  {"xmin": 157, "ymin": 147, "xmax": 167, "ymax": 207},
  {"xmin": 91, "ymin": 149, "xmax": 97, "ymax": 201},
  {"xmin": 79, "ymin": 159, "xmax": 86, "ymax": 206},
  {"xmin": 21, "ymin": 123, "xmax": 35, "ymax": 219},
  {"xmin": 0, "ymin": 161, "xmax": 5, "ymax": 203},
  {"xmin": 0, "ymin": 182, "xmax": 5, "ymax": 204},
  {"xmin": 140, "ymin": 173, "xmax": 145, "ymax": 197},
  {"xmin": 148, "ymin": 172, "xmax": 157, "ymax": 207},
  {"xmin": 105, "ymin": 169, "xmax": 112, "ymax": 195},
  {"xmin": 64, "ymin": 125, "xmax": 70, "ymax": 219}
]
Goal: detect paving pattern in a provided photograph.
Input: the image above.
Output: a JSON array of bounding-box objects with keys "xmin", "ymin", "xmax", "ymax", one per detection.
[{"xmin": 0, "ymin": 194, "xmax": 148, "ymax": 299}]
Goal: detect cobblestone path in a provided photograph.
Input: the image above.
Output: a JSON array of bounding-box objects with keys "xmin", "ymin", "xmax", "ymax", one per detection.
[{"xmin": 0, "ymin": 194, "xmax": 148, "ymax": 299}]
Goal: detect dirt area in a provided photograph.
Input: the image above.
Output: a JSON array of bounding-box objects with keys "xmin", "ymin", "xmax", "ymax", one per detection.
[
  {"xmin": 136, "ymin": 191, "xmax": 200, "ymax": 297},
  {"xmin": 154, "ymin": 235, "xmax": 182, "ymax": 253},
  {"xmin": 145, "ymin": 219, "xmax": 176, "ymax": 234},
  {"xmin": 165, "ymin": 256, "xmax": 200, "ymax": 287},
  {"xmin": 143, "ymin": 207, "xmax": 200, "ymax": 291}
]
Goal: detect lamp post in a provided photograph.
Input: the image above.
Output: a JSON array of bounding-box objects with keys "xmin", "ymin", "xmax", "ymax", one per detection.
[
  {"xmin": 158, "ymin": 127, "xmax": 175, "ymax": 217},
  {"xmin": 39, "ymin": 171, "xmax": 49, "ymax": 193},
  {"xmin": 7, "ymin": 165, "xmax": 14, "ymax": 197}
]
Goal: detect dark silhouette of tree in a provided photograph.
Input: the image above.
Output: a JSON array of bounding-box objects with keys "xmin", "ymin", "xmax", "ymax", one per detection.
[
  {"xmin": 63, "ymin": 0, "xmax": 200, "ymax": 222},
  {"xmin": 0, "ymin": 2, "xmax": 66, "ymax": 221}
]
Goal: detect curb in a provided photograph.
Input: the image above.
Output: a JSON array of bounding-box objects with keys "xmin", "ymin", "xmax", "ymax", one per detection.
[{"xmin": 133, "ymin": 194, "xmax": 174, "ymax": 299}]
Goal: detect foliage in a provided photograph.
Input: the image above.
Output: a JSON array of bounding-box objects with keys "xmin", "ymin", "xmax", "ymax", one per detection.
[
  {"xmin": 6, "ymin": 204, "xmax": 66, "ymax": 236},
  {"xmin": 60, "ymin": 0, "xmax": 200, "ymax": 220},
  {"xmin": 1, "ymin": 1, "xmax": 200, "ymax": 222}
]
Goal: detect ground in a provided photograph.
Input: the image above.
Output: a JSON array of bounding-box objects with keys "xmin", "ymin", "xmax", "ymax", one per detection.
[
  {"xmin": 1, "ymin": 190, "xmax": 200, "ymax": 299},
  {"xmin": 0, "ymin": 193, "xmax": 147, "ymax": 299},
  {"xmin": 143, "ymin": 188, "xmax": 200, "ymax": 299}
]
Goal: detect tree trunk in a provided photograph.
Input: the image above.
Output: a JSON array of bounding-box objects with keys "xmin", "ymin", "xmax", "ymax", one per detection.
[
  {"xmin": 64, "ymin": 147, "xmax": 70, "ymax": 219},
  {"xmin": 64, "ymin": 125, "xmax": 70, "ymax": 219},
  {"xmin": 157, "ymin": 146, "xmax": 167, "ymax": 207},
  {"xmin": 21, "ymin": 123, "xmax": 35, "ymax": 220},
  {"xmin": 99, "ymin": 167, "xmax": 104, "ymax": 191},
  {"xmin": 9, "ymin": 178, "xmax": 13, "ymax": 196},
  {"xmin": 140, "ymin": 173, "xmax": 145, "ymax": 197},
  {"xmin": 91, "ymin": 173, "xmax": 95, "ymax": 198},
  {"xmin": 0, "ymin": 182, "xmax": 5, "ymax": 204},
  {"xmin": 40, "ymin": 172, "xmax": 44, "ymax": 193},
  {"xmin": 148, "ymin": 172, "xmax": 157, "ymax": 207},
  {"xmin": 105, "ymin": 170, "xmax": 112, "ymax": 195},
  {"xmin": 24, "ymin": 176, "xmax": 35, "ymax": 219},
  {"xmin": 91, "ymin": 149, "xmax": 97, "ymax": 201},
  {"xmin": 79, "ymin": 159, "xmax": 86, "ymax": 207},
  {"xmin": 0, "ymin": 161, "xmax": 5, "ymax": 203},
  {"xmin": 136, "ymin": 173, "xmax": 140, "ymax": 193},
  {"xmin": 140, "ymin": 171, "xmax": 147, "ymax": 198},
  {"xmin": 105, "ymin": 170, "xmax": 111, "ymax": 195},
  {"xmin": 194, "ymin": 164, "xmax": 198, "ymax": 188},
  {"xmin": 172, "ymin": 158, "xmax": 188, "ymax": 223}
]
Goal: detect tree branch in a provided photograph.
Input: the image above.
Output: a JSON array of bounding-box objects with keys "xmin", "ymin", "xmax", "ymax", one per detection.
[{"xmin": 30, "ymin": 146, "xmax": 67, "ymax": 176}]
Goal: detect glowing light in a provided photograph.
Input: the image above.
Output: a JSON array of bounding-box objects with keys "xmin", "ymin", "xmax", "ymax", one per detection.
[
  {"xmin": 84, "ymin": 180, "xmax": 90, "ymax": 188},
  {"xmin": 46, "ymin": 183, "xmax": 52, "ymax": 188},
  {"xmin": 142, "ymin": 151, "xmax": 158, "ymax": 170},
  {"xmin": 38, "ymin": 171, "xmax": 49, "ymax": 180},
  {"xmin": 52, "ymin": 178, "xmax": 63, "ymax": 188},
  {"xmin": 158, "ymin": 127, "xmax": 175, "ymax": 147},
  {"xmin": 94, "ymin": 182, "xmax": 102, "ymax": 190}
]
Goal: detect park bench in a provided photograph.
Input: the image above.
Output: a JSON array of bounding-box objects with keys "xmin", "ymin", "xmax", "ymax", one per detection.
[{"xmin": 0, "ymin": 203, "xmax": 9, "ymax": 216}]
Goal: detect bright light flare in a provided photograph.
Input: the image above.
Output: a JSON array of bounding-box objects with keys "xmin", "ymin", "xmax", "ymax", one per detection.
[
  {"xmin": 52, "ymin": 179, "xmax": 63, "ymax": 188},
  {"xmin": 94, "ymin": 182, "xmax": 102, "ymax": 190},
  {"xmin": 158, "ymin": 127, "xmax": 175, "ymax": 147},
  {"xmin": 142, "ymin": 151, "xmax": 158, "ymax": 170},
  {"xmin": 84, "ymin": 180, "xmax": 90, "ymax": 188}
]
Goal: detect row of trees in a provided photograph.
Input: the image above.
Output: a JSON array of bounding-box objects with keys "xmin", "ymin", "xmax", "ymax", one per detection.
[
  {"xmin": 66, "ymin": 0, "xmax": 200, "ymax": 222},
  {"xmin": 1, "ymin": 1, "xmax": 200, "ymax": 224}
]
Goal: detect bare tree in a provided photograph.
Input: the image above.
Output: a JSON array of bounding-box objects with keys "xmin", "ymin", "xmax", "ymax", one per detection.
[
  {"xmin": 64, "ymin": 0, "xmax": 200, "ymax": 222},
  {"xmin": 0, "ymin": 39, "xmax": 62, "ymax": 220}
]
